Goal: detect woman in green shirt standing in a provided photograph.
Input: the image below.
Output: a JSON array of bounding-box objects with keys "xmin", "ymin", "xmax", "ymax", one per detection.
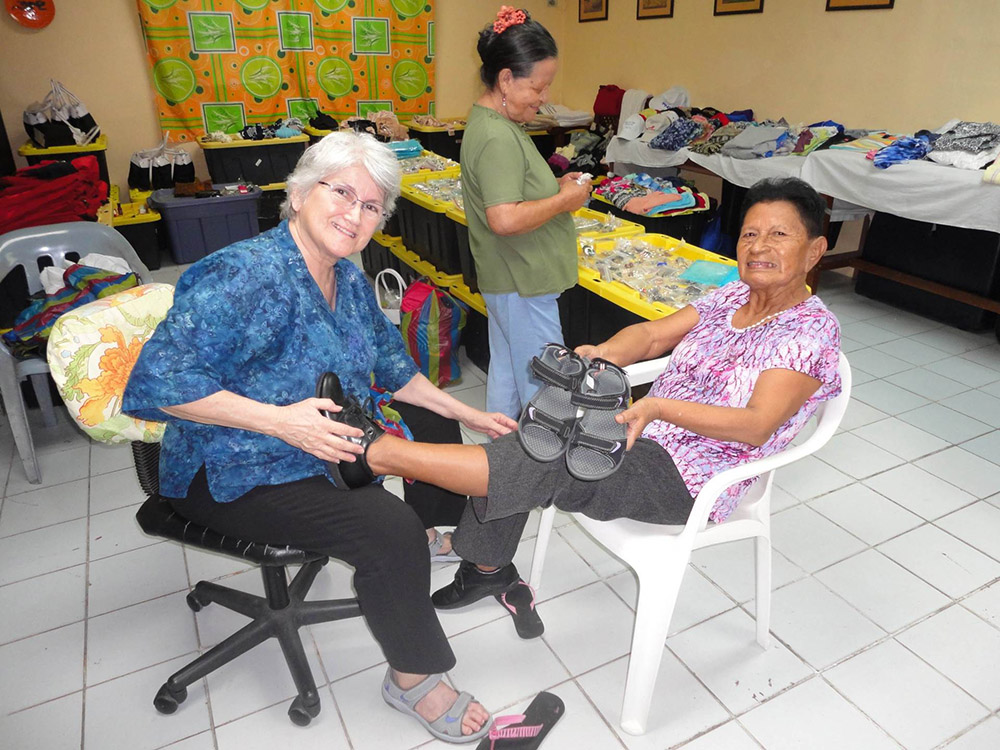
[{"xmin": 461, "ymin": 6, "xmax": 592, "ymax": 418}]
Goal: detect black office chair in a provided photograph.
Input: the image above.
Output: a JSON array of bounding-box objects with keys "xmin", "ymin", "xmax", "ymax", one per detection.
[
  {"xmin": 44, "ymin": 284, "xmax": 363, "ymax": 727},
  {"xmin": 132, "ymin": 441, "xmax": 363, "ymax": 725}
]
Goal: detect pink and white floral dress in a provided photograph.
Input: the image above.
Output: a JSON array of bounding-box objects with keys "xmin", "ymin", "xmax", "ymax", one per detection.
[{"xmin": 641, "ymin": 281, "xmax": 841, "ymax": 523}]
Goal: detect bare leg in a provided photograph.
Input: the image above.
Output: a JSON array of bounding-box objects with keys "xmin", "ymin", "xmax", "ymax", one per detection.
[
  {"xmin": 366, "ymin": 435, "xmax": 489, "ymax": 497},
  {"xmin": 366, "ymin": 437, "xmax": 499, "ymax": 572},
  {"xmin": 392, "ymin": 670, "xmax": 490, "ymax": 736}
]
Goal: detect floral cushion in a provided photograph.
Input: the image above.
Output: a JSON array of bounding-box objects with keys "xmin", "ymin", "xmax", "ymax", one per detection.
[{"xmin": 47, "ymin": 283, "xmax": 174, "ymax": 444}]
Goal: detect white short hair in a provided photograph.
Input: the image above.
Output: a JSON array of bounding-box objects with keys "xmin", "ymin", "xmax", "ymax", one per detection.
[{"xmin": 280, "ymin": 130, "xmax": 401, "ymax": 231}]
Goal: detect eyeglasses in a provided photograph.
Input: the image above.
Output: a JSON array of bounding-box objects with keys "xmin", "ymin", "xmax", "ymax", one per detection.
[{"xmin": 317, "ymin": 181, "xmax": 386, "ymax": 221}]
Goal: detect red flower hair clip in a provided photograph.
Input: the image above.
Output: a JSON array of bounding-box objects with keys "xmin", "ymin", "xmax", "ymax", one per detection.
[{"xmin": 493, "ymin": 5, "xmax": 526, "ymax": 34}]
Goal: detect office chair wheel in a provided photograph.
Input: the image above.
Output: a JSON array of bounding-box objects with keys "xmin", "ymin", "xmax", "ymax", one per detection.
[
  {"xmin": 288, "ymin": 695, "xmax": 321, "ymax": 726},
  {"xmin": 153, "ymin": 683, "xmax": 188, "ymax": 714},
  {"xmin": 186, "ymin": 590, "xmax": 208, "ymax": 612}
]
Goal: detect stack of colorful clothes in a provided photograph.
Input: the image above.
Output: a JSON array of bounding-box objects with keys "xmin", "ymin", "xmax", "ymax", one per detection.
[{"xmin": 593, "ymin": 173, "xmax": 709, "ymax": 218}]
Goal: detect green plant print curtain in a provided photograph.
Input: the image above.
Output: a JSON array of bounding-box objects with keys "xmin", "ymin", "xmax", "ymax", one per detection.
[{"xmin": 136, "ymin": 0, "xmax": 436, "ymax": 140}]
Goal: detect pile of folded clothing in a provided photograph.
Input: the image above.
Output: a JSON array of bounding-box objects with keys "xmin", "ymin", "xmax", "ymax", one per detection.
[
  {"xmin": 928, "ymin": 120, "xmax": 1000, "ymax": 170},
  {"xmin": 871, "ymin": 132, "xmax": 938, "ymax": 168},
  {"xmin": 593, "ymin": 173, "xmax": 709, "ymax": 217},
  {"xmin": 547, "ymin": 125, "xmax": 612, "ymax": 176},
  {"xmin": 720, "ymin": 121, "xmax": 796, "ymax": 159}
]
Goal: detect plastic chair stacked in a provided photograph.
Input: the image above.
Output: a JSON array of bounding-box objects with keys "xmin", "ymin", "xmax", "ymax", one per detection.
[{"xmin": 0, "ymin": 222, "xmax": 150, "ymax": 483}]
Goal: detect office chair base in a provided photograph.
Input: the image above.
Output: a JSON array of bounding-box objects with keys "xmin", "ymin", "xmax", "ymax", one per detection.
[{"xmin": 152, "ymin": 559, "xmax": 362, "ymax": 726}]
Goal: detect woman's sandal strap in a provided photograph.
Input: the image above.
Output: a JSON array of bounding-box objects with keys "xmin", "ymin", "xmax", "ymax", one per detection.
[{"xmin": 529, "ymin": 343, "xmax": 587, "ymax": 390}]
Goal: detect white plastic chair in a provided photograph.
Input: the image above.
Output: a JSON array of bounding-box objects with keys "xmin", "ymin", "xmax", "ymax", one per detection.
[
  {"xmin": 0, "ymin": 222, "xmax": 150, "ymax": 483},
  {"xmin": 528, "ymin": 351, "xmax": 852, "ymax": 736}
]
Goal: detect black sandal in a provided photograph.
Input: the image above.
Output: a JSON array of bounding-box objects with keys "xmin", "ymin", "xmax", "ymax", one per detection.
[
  {"xmin": 516, "ymin": 344, "xmax": 588, "ymax": 463},
  {"xmin": 316, "ymin": 372, "xmax": 385, "ymax": 490}
]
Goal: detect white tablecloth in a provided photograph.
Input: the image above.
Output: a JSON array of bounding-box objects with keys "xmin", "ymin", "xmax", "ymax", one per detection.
[
  {"xmin": 800, "ymin": 150, "xmax": 1000, "ymax": 235},
  {"xmin": 605, "ymin": 137, "xmax": 691, "ymax": 168},
  {"xmin": 685, "ymin": 153, "xmax": 872, "ymax": 223}
]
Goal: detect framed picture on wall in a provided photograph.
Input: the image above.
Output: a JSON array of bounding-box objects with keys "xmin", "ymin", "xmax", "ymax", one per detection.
[
  {"xmin": 826, "ymin": 0, "xmax": 894, "ymax": 10},
  {"xmin": 579, "ymin": 0, "xmax": 608, "ymax": 23},
  {"xmin": 713, "ymin": 0, "xmax": 764, "ymax": 15},
  {"xmin": 637, "ymin": 0, "xmax": 674, "ymax": 20}
]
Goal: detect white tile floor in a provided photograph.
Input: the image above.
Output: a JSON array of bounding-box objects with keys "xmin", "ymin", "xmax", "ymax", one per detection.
[{"xmin": 2, "ymin": 269, "xmax": 1000, "ymax": 749}]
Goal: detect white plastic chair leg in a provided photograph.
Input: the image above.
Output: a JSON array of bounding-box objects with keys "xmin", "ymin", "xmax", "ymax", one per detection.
[
  {"xmin": 0, "ymin": 360, "xmax": 40, "ymax": 484},
  {"xmin": 528, "ymin": 505, "xmax": 558, "ymax": 591},
  {"xmin": 619, "ymin": 554, "xmax": 688, "ymax": 735},
  {"xmin": 28, "ymin": 372, "xmax": 57, "ymax": 428},
  {"xmin": 754, "ymin": 533, "xmax": 772, "ymax": 648}
]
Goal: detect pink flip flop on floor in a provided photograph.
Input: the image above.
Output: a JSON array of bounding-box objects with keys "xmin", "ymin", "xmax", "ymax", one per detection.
[{"xmin": 495, "ymin": 580, "xmax": 544, "ymax": 639}]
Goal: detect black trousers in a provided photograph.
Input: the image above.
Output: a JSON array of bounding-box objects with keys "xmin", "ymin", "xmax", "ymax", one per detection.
[
  {"xmin": 168, "ymin": 403, "xmax": 467, "ymax": 675},
  {"xmin": 394, "ymin": 401, "xmax": 466, "ymax": 528}
]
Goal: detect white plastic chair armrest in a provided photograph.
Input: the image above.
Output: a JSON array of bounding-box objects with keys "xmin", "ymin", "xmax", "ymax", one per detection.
[{"xmin": 624, "ymin": 356, "xmax": 671, "ymax": 387}]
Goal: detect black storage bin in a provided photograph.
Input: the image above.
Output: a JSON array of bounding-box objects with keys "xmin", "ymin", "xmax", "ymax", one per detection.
[
  {"xmin": 462, "ymin": 306, "xmax": 490, "ymax": 372},
  {"xmin": 557, "ymin": 284, "xmax": 591, "ymax": 350},
  {"xmin": 597, "ymin": 200, "xmax": 712, "ymax": 246},
  {"xmin": 454, "ymin": 218, "xmax": 478, "ymax": 293},
  {"xmin": 407, "ymin": 123, "xmax": 463, "ymax": 162},
  {"xmin": 856, "ymin": 212, "xmax": 1000, "ymax": 330},
  {"xmin": 113, "ymin": 221, "xmax": 163, "ymax": 271},
  {"xmin": 398, "ymin": 195, "xmax": 457, "ymax": 273},
  {"xmin": 200, "ymin": 136, "xmax": 308, "ymax": 186},
  {"xmin": 362, "ymin": 234, "xmax": 394, "ymax": 277},
  {"xmin": 529, "ymin": 131, "xmax": 555, "ymax": 160},
  {"xmin": 19, "ymin": 134, "xmax": 110, "ymax": 185},
  {"xmin": 257, "ymin": 187, "xmax": 285, "ymax": 232}
]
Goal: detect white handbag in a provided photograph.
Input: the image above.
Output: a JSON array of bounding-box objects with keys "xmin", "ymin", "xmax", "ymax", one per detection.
[{"xmin": 374, "ymin": 268, "xmax": 406, "ymax": 325}]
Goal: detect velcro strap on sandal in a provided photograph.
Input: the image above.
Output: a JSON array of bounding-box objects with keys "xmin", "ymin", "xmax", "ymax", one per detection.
[
  {"xmin": 572, "ymin": 390, "xmax": 627, "ymax": 409},
  {"xmin": 525, "ymin": 404, "xmax": 578, "ymax": 440},
  {"xmin": 573, "ymin": 431, "xmax": 624, "ymax": 453},
  {"xmin": 529, "ymin": 344, "xmax": 586, "ymax": 390}
]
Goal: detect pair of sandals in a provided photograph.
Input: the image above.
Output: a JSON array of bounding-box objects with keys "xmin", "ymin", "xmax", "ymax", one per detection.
[{"xmin": 517, "ymin": 344, "xmax": 631, "ymax": 482}]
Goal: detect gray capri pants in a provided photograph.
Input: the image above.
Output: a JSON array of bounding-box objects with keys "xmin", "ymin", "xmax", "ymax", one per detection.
[{"xmin": 451, "ymin": 432, "xmax": 694, "ymax": 567}]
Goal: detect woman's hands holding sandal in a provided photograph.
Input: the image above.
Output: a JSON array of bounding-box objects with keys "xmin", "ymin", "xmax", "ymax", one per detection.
[
  {"xmin": 615, "ymin": 397, "xmax": 662, "ymax": 450},
  {"xmin": 268, "ymin": 398, "xmax": 365, "ymax": 463}
]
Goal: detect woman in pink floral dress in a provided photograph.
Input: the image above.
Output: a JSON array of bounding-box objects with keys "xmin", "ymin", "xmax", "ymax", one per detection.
[{"xmin": 331, "ymin": 177, "xmax": 842, "ymax": 609}]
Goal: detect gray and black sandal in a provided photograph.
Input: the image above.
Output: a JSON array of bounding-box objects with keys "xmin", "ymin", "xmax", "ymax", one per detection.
[
  {"xmin": 517, "ymin": 344, "xmax": 588, "ymax": 463},
  {"xmin": 381, "ymin": 668, "xmax": 492, "ymax": 744},
  {"xmin": 565, "ymin": 359, "xmax": 630, "ymax": 482}
]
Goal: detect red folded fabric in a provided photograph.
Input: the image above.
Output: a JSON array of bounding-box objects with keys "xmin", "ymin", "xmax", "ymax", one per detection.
[{"xmin": 0, "ymin": 156, "xmax": 107, "ymax": 234}]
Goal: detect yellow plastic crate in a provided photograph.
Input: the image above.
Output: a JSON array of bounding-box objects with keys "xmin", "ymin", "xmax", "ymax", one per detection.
[
  {"xmin": 447, "ymin": 279, "xmax": 487, "ymax": 317},
  {"xmin": 388, "ymin": 242, "xmax": 463, "ymax": 289},
  {"xmin": 399, "ymin": 151, "xmax": 461, "ymax": 184},
  {"xmin": 404, "ymin": 118, "xmax": 466, "ymax": 134},
  {"xmin": 573, "ymin": 207, "xmax": 644, "ymax": 241},
  {"xmin": 129, "ymin": 187, "xmax": 153, "ymax": 204},
  {"xmin": 578, "ymin": 233, "xmax": 737, "ymax": 319},
  {"xmin": 113, "ymin": 202, "xmax": 161, "ymax": 226},
  {"xmin": 18, "ymin": 133, "xmax": 108, "ymax": 156}
]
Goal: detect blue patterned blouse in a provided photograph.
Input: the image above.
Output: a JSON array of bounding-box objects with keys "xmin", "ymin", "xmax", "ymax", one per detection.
[{"xmin": 122, "ymin": 221, "xmax": 418, "ymax": 502}]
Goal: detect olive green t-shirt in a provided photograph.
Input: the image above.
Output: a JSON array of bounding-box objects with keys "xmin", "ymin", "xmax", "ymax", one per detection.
[{"xmin": 460, "ymin": 104, "xmax": 577, "ymax": 297}]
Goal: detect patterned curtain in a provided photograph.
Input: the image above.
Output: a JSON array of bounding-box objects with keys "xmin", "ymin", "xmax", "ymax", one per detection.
[{"xmin": 136, "ymin": 0, "xmax": 436, "ymax": 141}]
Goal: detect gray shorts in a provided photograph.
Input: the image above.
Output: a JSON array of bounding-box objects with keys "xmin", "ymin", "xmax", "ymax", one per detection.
[{"xmin": 453, "ymin": 433, "xmax": 694, "ymax": 566}]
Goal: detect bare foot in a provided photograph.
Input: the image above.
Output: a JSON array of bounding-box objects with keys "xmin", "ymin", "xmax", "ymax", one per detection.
[{"xmin": 393, "ymin": 671, "xmax": 490, "ymax": 737}]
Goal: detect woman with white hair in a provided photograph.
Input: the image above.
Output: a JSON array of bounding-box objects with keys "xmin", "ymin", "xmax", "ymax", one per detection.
[{"xmin": 123, "ymin": 131, "xmax": 514, "ymax": 744}]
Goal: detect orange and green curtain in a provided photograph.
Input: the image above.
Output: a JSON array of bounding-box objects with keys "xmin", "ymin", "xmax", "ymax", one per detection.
[{"xmin": 136, "ymin": 0, "xmax": 436, "ymax": 141}]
